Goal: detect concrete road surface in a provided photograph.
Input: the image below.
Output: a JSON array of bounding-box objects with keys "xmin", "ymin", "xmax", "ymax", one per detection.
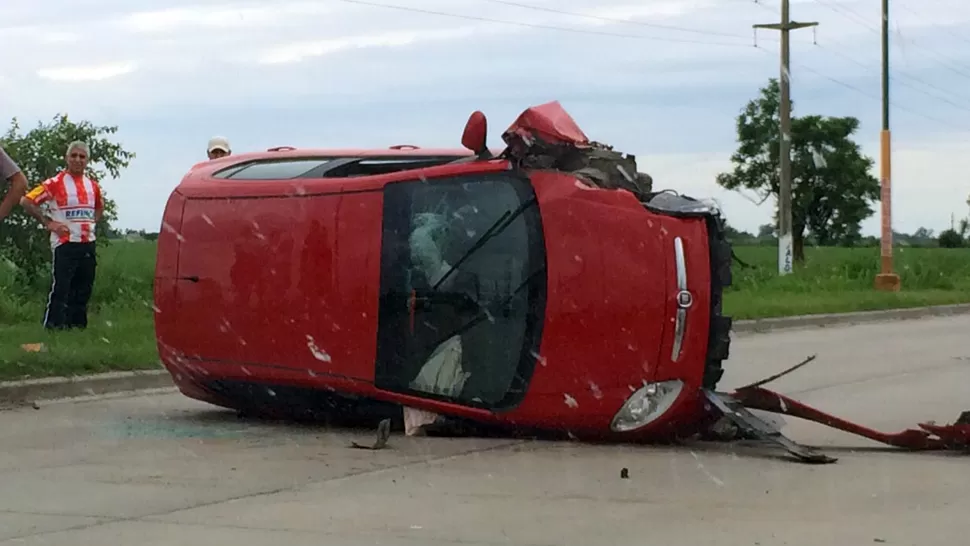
[{"xmin": 2, "ymin": 315, "xmax": 969, "ymax": 545}]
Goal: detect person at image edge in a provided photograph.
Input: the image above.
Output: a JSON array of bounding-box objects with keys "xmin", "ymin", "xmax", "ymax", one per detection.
[
  {"xmin": 0, "ymin": 145, "xmax": 28, "ymax": 222},
  {"xmin": 20, "ymin": 141, "xmax": 103, "ymax": 331}
]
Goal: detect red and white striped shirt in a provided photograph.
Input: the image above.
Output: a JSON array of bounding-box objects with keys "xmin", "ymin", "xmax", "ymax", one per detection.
[{"xmin": 24, "ymin": 171, "xmax": 103, "ymax": 249}]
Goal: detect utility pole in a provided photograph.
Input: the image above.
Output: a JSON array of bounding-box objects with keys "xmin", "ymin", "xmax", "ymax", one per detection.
[
  {"xmin": 755, "ymin": 1, "xmax": 817, "ymax": 275},
  {"xmin": 874, "ymin": 0, "xmax": 901, "ymax": 291}
]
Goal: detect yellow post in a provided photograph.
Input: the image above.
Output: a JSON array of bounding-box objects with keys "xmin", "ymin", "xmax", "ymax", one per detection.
[
  {"xmin": 874, "ymin": 0, "xmax": 900, "ymax": 292},
  {"xmin": 875, "ymin": 129, "xmax": 900, "ymax": 291}
]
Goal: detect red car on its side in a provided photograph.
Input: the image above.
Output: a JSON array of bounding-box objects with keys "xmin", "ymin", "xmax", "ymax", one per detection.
[
  {"xmin": 155, "ymin": 102, "xmax": 968, "ymax": 460},
  {"xmin": 154, "ymin": 102, "xmax": 730, "ymax": 439}
]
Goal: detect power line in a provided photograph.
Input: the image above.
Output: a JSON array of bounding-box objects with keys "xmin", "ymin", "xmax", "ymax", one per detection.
[
  {"xmin": 891, "ymin": 2, "xmax": 970, "ymax": 78},
  {"xmin": 895, "ymin": 32, "xmax": 970, "ymax": 82},
  {"xmin": 809, "ymin": 0, "xmax": 970, "ymax": 83},
  {"xmin": 335, "ymin": 0, "xmax": 967, "ymax": 131},
  {"xmin": 805, "ymin": 0, "xmax": 970, "ymax": 127},
  {"xmin": 333, "ymin": 0, "xmax": 759, "ymax": 47},
  {"xmin": 743, "ymin": 44, "xmax": 966, "ymax": 130},
  {"xmin": 812, "ymin": 42, "xmax": 970, "ymax": 111},
  {"xmin": 812, "ymin": 0, "xmax": 879, "ymax": 33},
  {"xmin": 896, "ymin": 1, "xmax": 970, "ymax": 48},
  {"xmin": 478, "ymin": 0, "xmax": 759, "ymax": 40},
  {"xmin": 749, "ymin": 0, "xmax": 779, "ymax": 15},
  {"xmin": 787, "ymin": 54, "xmax": 968, "ymax": 130}
]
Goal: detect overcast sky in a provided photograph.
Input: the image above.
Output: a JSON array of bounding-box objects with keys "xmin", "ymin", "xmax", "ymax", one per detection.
[{"xmin": 2, "ymin": 0, "xmax": 970, "ymax": 235}]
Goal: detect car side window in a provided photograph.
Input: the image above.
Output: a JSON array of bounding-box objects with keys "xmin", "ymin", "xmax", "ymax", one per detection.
[
  {"xmin": 214, "ymin": 159, "xmax": 334, "ymax": 180},
  {"xmin": 375, "ymin": 171, "xmax": 547, "ymax": 410}
]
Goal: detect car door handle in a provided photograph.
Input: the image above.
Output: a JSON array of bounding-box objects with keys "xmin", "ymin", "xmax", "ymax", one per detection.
[
  {"xmin": 177, "ymin": 276, "xmax": 200, "ymax": 283},
  {"xmin": 671, "ymin": 237, "xmax": 693, "ymax": 362}
]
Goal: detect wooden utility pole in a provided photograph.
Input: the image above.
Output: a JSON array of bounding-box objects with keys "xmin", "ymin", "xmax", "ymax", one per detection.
[
  {"xmin": 875, "ymin": 0, "xmax": 901, "ymax": 291},
  {"xmin": 755, "ymin": 1, "xmax": 817, "ymax": 275}
]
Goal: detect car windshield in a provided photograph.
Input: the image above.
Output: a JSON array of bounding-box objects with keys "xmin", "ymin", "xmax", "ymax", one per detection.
[{"xmin": 375, "ymin": 172, "xmax": 546, "ymax": 409}]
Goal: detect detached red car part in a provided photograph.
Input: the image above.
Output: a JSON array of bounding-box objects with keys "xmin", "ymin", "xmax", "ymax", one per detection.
[{"xmin": 154, "ymin": 101, "xmax": 969, "ymax": 463}]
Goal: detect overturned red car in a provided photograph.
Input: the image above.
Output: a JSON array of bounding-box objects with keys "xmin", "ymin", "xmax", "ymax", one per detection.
[{"xmin": 154, "ymin": 102, "xmax": 969, "ymax": 462}]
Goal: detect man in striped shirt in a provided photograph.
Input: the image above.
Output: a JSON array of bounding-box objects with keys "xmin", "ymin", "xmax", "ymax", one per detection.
[{"xmin": 20, "ymin": 141, "xmax": 104, "ymax": 330}]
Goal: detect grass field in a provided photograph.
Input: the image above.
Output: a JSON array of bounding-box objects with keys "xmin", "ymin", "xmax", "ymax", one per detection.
[
  {"xmin": 0, "ymin": 241, "xmax": 157, "ymax": 381},
  {"xmin": 725, "ymin": 245, "xmax": 970, "ymax": 318},
  {"xmin": 2, "ymin": 240, "xmax": 970, "ymax": 381}
]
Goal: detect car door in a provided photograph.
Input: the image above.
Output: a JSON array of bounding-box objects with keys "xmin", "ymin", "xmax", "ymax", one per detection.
[{"xmin": 174, "ymin": 186, "xmax": 385, "ymax": 383}]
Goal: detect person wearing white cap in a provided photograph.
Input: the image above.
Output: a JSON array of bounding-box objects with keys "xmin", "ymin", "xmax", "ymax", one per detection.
[{"xmin": 207, "ymin": 136, "xmax": 231, "ymax": 160}]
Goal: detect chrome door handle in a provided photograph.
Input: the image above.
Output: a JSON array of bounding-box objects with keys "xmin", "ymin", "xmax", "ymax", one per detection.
[{"xmin": 671, "ymin": 237, "xmax": 693, "ymax": 362}]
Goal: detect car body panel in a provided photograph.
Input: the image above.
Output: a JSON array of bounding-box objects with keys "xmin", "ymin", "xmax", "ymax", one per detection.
[
  {"xmin": 153, "ymin": 104, "xmax": 722, "ymax": 440},
  {"xmin": 156, "ymin": 168, "xmax": 682, "ymax": 435},
  {"xmin": 496, "ymin": 171, "xmax": 667, "ymax": 430},
  {"xmin": 161, "ymin": 159, "xmax": 516, "ymax": 379},
  {"xmin": 654, "ymin": 215, "xmax": 711, "ymax": 390},
  {"xmin": 172, "ymin": 191, "xmax": 384, "ymax": 381}
]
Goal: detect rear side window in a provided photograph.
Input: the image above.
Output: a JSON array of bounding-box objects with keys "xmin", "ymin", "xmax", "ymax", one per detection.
[
  {"xmin": 212, "ymin": 156, "xmax": 465, "ymax": 181},
  {"xmin": 214, "ymin": 158, "xmax": 333, "ymax": 180},
  {"xmin": 325, "ymin": 157, "xmax": 460, "ymax": 178}
]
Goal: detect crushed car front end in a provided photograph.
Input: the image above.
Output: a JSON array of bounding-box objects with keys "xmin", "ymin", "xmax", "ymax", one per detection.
[
  {"xmin": 484, "ymin": 101, "xmax": 735, "ymax": 441},
  {"xmin": 604, "ymin": 192, "xmax": 734, "ymax": 440}
]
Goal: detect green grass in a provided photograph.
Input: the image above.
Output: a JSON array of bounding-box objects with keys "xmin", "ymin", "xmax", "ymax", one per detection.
[
  {"xmin": 0, "ymin": 241, "xmax": 158, "ymax": 381},
  {"xmin": 726, "ymin": 245, "xmax": 970, "ymax": 319},
  {"xmin": 2, "ymin": 240, "xmax": 970, "ymax": 381}
]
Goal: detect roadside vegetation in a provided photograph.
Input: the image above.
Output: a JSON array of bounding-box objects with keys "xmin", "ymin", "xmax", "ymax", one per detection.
[
  {"xmin": 727, "ymin": 245, "xmax": 970, "ymax": 319},
  {"xmin": 0, "ymin": 241, "xmax": 157, "ymax": 381},
  {"xmin": 2, "ymin": 240, "xmax": 970, "ymax": 381}
]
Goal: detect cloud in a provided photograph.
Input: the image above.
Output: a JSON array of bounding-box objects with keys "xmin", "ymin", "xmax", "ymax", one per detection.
[
  {"xmin": 250, "ymin": 0, "xmax": 741, "ymax": 66},
  {"xmin": 257, "ymin": 26, "xmax": 478, "ymax": 65},
  {"xmin": 35, "ymin": 61, "xmax": 138, "ymax": 82},
  {"xmin": 117, "ymin": 2, "xmax": 339, "ymax": 34},
  {"xmin": 1, "ymin": 0, "xmax": 970, "ymax": 235},
  {"xmin": 574, "ymin": 0, "xmax": 716, "ymax": 25}
]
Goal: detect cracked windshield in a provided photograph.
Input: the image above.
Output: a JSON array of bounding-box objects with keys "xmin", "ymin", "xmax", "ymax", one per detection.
[{"xmin": 3, "ymin": 0, "xmax": 970, "ymax": 544}]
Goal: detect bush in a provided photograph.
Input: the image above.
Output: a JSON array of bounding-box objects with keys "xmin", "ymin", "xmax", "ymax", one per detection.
[{"xmin": 938, "ymin": 229, "xmax": 965, "ymax": 249}]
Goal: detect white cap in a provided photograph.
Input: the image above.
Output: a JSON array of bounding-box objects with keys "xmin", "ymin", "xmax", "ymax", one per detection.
[{"xmin": 207, "ymin": 136, "xmax": 230, "ymax": 153}]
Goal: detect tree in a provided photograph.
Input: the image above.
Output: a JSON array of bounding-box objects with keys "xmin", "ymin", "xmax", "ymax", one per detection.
[
  {"xmin": 716, "ymin": 79, "xmax": 880, "ymax": 263},
  {"xmin": 912, "ymin": 227, "xmax": 935, "ymax": 241},
  {"xmin": 939, "ymin": 219, "xmax": 968, "ymax": 248},
  {"xmin": 722, "ymin": 221, "xmax": 754, "ymax": 243},
  {"xmin": 0, "ymin": 114, "xmax": 134, "ymax": 283},
  {"xmin": 938, "ymin": 229, "xmax": 965, "ymax": 248},
  {"xmin": 757, "ymin": 223, "xmax": 776, "ymax": 239}
]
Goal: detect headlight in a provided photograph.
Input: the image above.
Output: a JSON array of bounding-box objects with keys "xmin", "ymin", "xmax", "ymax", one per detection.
[{"xmin": 610, "ymin": 380, "xmax": 684, "ymax": 432}]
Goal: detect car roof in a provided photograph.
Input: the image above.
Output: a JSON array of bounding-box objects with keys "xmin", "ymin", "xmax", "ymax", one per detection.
[
  {"xmin": 179, "ymin": 145, "xmax": 509, "ymax": 191},
  {"xmin": 187, "ymin": 145, "xmax": 484, "ymax": 174},
  {"xmin": 231, "ymin": 145, "xmax": 474, "ymax": 161}
]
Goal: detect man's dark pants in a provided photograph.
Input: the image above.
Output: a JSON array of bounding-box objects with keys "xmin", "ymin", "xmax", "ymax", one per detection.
[{"xmin": 44, "ymin": 242, "xmax": 97, "ymax": 330}]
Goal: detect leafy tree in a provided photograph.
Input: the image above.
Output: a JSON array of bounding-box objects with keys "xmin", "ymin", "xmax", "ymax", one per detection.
[
  {"xmin": 757, "ymin": 223, "xmax": 776, "ymax": 239},
  {"xmin": 939, "ymin": 218, "xmax": 969, "ymax": 248},
  {"xmin": 716, "ymin": 79, "xmax": 880, "ymax": 263},
  {"xmin": 722, "ymin": 221, "xmax": 754, "ymax": 243},
  {"xmin": 938, "ymin": 229, "xmax": 965, "ymax": 248},
  {"xmin": 912, "ymin": 227, "xmax": 935, "ymax": 241},
  {"xmin": 0, "ymin": 114, "xmax": 134, "ymax": 283}
]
